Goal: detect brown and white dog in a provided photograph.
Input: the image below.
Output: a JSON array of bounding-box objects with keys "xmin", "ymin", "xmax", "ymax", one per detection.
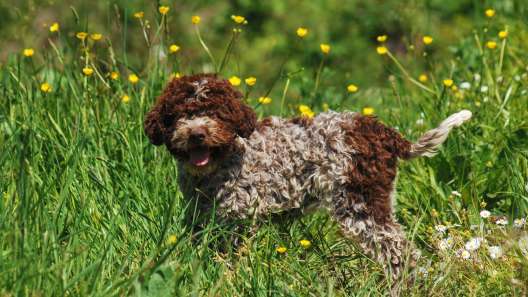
[{"xmin": 144, "ymin": 73, "xmax": 471, "ymax": 278}]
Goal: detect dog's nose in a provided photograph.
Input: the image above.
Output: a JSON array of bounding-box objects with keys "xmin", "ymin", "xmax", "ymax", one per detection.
[{"xmin": 189, "ymin": 128, "xmax": 207, "ymax": 143}]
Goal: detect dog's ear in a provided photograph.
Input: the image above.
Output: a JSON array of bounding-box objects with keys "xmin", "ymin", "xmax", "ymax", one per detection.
[
  {"xmin": 234, "ymin": 103, "xmax": 257, "ymax": 138},
  {"xmin": 144, "ymin": 106, "xmax": 164, "ymax": 146}
]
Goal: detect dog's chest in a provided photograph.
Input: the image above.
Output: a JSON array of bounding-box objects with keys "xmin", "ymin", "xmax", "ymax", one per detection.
[{"xmin": 212, "ymin": 120, "xmax": 314, "ymax": 218}]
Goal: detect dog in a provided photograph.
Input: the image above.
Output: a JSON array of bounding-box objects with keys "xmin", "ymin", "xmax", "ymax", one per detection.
[{"xmin": 144, "ymin": 73, "xmax": 471, "ymax": 278}]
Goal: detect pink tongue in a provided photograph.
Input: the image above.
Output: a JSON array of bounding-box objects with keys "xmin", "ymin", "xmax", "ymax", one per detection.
[{"xmin": 190, "ymin": 148, "xmax": 210, "ymax": 166}]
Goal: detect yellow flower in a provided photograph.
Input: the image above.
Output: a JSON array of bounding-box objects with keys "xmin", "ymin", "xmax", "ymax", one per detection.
[
  {"xmin": 486, "ymin": 41, "xmax": 497, "ymax": 49},
  {"xmin": 423, "ymin": 35, "xmax": 433, "ymax": 45},
  {"xmin": 49, "ymin": 22, "xmax": 59, "ymax": 33},
  {"xmin": 362, "ymin": 107, "xmax": 375, "ymax": 116},
  {"xmin": 299, "ymin": 105, "xmax": 311, "ymax": 113},
  {"xmin": 133, "ymin": 11, "xmax": 144, "ymax": 19},
  {"xmin": 322, "ymin": 103, "xmax": 329, "ymax": 112},
  {"xmin": 166, "ymin": 234, "xmax": 177, "ymax": 245},
  {"xmin": 299, "ymin": 104, "xmax": 315, "ymax": 118},
  {"xmin": 296, "ymin": 27, "xmax": 308, "ymax": 38},
  {"xmin": 258, "ymin": 97, "xmax": 272, "ymax": 105},
  {"xmin": 90, "ymin": 33, "xmax": 102, "ymax": 41},
  {"xmin": 76, "ymin": 32, "xmax": 88, "ymax": 40},
  {"xmin": 443, "ymin": 79, "xmax": 454, "ymax": 87},
  {"xmin": 23, "ymin": 48, "xmax": 34, "ymax": 57},
  {"xmin": 128, "ymin": 74, "xmax": 139, "ymax": 84},
  {"xmin": 377, "ymin": 35, "xmax": 388, "ymax": 42},
  {"xmin": 229, "ymin": 76, "xmax": 241, "ymax": 86},
  {"xmin": 121, "ymin": 94, "xmax": 130, "ymax": 103},
  {"xmin": 169, "ymin": 44, "xmax": 180, "ymax": 54},
  {"xmin": 245, "ymin": 77, "xmax": 256, "ymax": 86},
  {"xmin": 376, "ymin": 46, "xmax": 388, "ymax": 55},
  {"xmin": 320, "ymin": 43, "xmax": 331, "ymax": 54},
  {"xmin": 170, "ymin": 72, "xmax": 181, "ymax": 79},
  {"xmin": 82, "ymin": 67, "xmax": 94, "ymax": 76},
  {"xmin": 347, "ymin": 84, "xmax": 359, "ymax": 93},
  {"xmin": 498, "ymin": 30, "xmax": 508, "ymax": 39},
  {"xmin": 159, "ymin": 6, "xmax": 170, "ymax": 15},
  {"xmin": 451, "ymin": 85, "xmax": 458, "ymax": 92},
  {"xmin": 485, "ymin": 8, "xmax": 495, "ymax": 18},
  {"xmin": 40, "ymin": 82, "xmax": 52, "ymax": 93},
  {"xmin": 299, "ymin": 239, "xmax": 311, "ymax": 249},
  {"xmin": 231, "ymin": 15, "xmax": 246, "ymax": 24},
  {"xmin": 110, "ymin": 71, "xmax": 119, "ymax": 80},
  {"xmin": 192, "ymin": 15, "xmax": 201, "ymax": 25},
  {"xmin": 419, "ymin": 74, "xmax": 428, "ymax": 82},
  {"xmin": 276, "ymin": 246, "xmax": 287, "ymax": 254}
]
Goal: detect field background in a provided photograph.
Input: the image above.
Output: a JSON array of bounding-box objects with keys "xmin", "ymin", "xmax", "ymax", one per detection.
[{"xmin": 1, "ymin": 0, "xmax": 528, "ymax": 296}]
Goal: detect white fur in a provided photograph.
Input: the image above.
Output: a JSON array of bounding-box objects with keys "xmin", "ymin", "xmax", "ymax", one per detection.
[{"xmin": 410, "ymin": 110, "xmax": 472, "ymax": 157}]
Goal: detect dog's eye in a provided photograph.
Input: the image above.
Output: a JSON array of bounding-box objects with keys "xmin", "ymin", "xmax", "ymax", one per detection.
[{"xmin": 162, "ymin": 115, "xmax": 174, "ymax": 127}]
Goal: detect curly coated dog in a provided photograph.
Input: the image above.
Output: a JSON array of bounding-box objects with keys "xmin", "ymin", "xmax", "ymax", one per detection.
[{"xmin": 144, "ymin": 73, "xmax": 471, "ymax": 278}]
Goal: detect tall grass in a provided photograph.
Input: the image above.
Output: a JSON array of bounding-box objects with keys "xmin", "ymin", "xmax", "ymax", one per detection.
[{"xmin": 0, "ymin": 2, "xmax": 527, "ymax": 296}]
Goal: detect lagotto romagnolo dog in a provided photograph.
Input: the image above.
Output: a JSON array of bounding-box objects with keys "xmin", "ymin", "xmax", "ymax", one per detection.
[{"xmin": 144, "ymin": 73, "xmax": 471, "ymax": 278}]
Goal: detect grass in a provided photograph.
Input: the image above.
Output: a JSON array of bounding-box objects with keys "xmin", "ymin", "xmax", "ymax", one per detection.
[{"xmin": 1, "ymin": 2, "xmax": 528, "ymax": 296}]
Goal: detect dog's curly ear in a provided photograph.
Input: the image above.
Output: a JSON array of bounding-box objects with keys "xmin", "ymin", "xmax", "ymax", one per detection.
[
  {"xmin": 235, "ymin": 104, "xmax": 257, "ymax": 138},
  {"xmin": 144, "ymin": 106, "xmax": 164, "ymax": 146}
]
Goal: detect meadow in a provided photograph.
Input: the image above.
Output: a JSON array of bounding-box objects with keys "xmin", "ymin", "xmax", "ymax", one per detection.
[{"xmin": 1, "ymin": 1, "xmax": 528, "ymax": 296}]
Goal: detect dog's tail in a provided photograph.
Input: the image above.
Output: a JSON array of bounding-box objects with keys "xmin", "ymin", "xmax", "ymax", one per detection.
[{"xmin": 407, "ymin": 110, "xmax": 472, "ymax": 158}]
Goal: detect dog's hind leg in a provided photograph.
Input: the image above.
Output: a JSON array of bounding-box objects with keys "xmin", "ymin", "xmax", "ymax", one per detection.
[{"xmin": 330, "ymin": 192, "xmax": 419, "ymax": 281}]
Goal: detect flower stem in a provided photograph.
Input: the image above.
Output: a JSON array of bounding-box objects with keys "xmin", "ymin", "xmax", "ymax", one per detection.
[
  {"xmin": 279, "ymin": 78, "xmax": 291, "ymax": 117},
  {"xmin": 194, "ymin": 26, "xmax": 217, "ymax": 71},
  {"xmin": 313, "ymin": 56, "xmax": 325, "ymax": 98},
  {"xmin": 386, "ymin": 51, "xmax": 436, "ymax": 95},
  {"xmin": 218, "ymin": 29, "xmax": 240, "ymax": 73}
]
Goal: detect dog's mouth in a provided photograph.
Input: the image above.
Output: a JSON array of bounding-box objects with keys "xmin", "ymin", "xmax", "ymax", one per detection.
[{"xmin": 189, "ymin": 146, "xmax": 211, "ymax": 167}]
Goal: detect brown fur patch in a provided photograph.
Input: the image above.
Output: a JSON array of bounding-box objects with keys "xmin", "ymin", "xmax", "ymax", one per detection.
[
  {"xmin": 257, "ymin": 117, "xmax": 274, "ymax": 132},
  {"xmin": 341, "ymin": 115, "xmax": 412, "ymax": 224},
  {"xmin": 287, "ymin": 116, "xmax": 314, "ymax": 128}
]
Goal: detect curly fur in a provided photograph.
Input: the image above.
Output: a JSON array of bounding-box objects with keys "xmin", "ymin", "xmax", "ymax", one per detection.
[{"xmin": 144, "ymin": 73, "xmax": 472, "ymax": 279}]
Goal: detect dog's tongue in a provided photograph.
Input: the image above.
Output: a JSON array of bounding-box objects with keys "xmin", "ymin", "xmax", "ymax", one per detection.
[{"xmin": 189, "ymin": 147, "xmax": 210, "ymax": 166}]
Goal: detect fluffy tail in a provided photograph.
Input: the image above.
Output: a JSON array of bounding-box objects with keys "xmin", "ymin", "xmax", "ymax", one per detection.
[{"xmin": 408, "ymin": 110, "xmax": 472, "ymax": 158}]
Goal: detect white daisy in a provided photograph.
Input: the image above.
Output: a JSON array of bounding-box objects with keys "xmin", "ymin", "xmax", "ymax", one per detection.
[
  {"xmin": 451, "ymin": 191, "xmax": 462, "ymax": 197},
  {"xmin": 438, "ymin": 237, "xmax": 453, "ymax": 251},
  {"xmin": 480, "ymin": 210, "xmax": 491, "ymax": 219},
  {"xmin": 480, "ymin": 85, "xmax": 489, "ymax": 93},
  {"xmin": 465, "ymin": 237, "xmax": 483, "ymax": 251},
  {"xmin": 417, "ymin": 267, "xmax": 428, "ymax": 276},
  {"xmin": 435, "ymin": 224, "xmax": 447, "ymax": 233},
  {"xmin": 488, "ymin": 246, "xmax": 502, "ymax": 259},
  {"xmin": 459, "ymin": 82, "xmax": 471, "ymax": 90},
  {"xmin": 514, "ymin": 218, "xmax": 526, "ymax": 228},
  {"xmin": 496, "ymin": 218, "xmax": 508, "ymax": 226},
  {"xmin": 457, "ymin": 248, "xmax": 471, "ymax": 259}
]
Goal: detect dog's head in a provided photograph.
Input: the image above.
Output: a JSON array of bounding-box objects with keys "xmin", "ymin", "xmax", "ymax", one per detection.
[{"xmin": 144, "ymin": 73, "xmax": 256, "ymax": 175}]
